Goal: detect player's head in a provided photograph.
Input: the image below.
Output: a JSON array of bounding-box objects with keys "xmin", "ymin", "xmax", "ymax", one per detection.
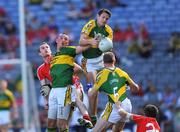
[
  {"xmin": 0, "ymin": 79, "xmax": 8, "ymax": 91},
  {"xmin": 97, "ymin": 8, "xmax": 111, "ymax": 27},
  {"xmin": 38, "ymin": 42, "xmax": 52, "ymax": 57},
  {"xmin": 56, "ymin": 33, "xmax": 70, "ymax": 48},
  {"xmin": 144, "ymin": 104, "xmax": 159, "ymax": 118},
  {"xmin": 103, "ymin": 52, "xmax": 116, "ymax": 65}
]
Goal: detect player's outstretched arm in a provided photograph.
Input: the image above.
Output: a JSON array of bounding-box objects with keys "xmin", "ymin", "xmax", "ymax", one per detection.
[
  {"xmin": 76, "ymin": 45, "xmax": 91, "ymax": 54},
  {"xmin": 118, "ymin": 107, "xmax": 133, "ymax": 120}
]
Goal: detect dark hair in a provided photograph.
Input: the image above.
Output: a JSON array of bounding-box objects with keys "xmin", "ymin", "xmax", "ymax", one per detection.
[
  {"xmin": 38, "ymin": 42, "xmax": 48, "ymax": 53},
  {"xmin": 103, "ymin": 52, "xmax": 115, "ymax": 63},
  {"xmin": 98, "ymin": 8, "xmax": 111, "ymax": 18},
  {"xmin": 144, "ymin": 104, "xmax": 159, "ymax": 118}
]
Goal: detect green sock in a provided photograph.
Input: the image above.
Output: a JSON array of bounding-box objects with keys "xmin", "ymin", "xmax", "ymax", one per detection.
[
  {"xmin": 47, "ymin": 127, "xmax": 56, "ymax": 132},
  {"xmin": 60, "ymin": 128, "xmax": 69, "ymax": 132}
]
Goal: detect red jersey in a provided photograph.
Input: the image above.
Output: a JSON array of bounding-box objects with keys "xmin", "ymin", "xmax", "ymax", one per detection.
[
  {"xmin": 37, "ymin": 63, "xmax": 52, "ymax": 82},
  {"xmin": 132, "ymin": 115, "xmax": 160, "ymax": 132},
  {"xmin": 37, "ymin": 63, "xmax": 82, "ymax": 90}
]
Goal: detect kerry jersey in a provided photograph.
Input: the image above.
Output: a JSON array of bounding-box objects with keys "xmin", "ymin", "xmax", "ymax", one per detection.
[
  {"xmin": 81, "ymin": 20, "xmax": 113, "ymax": 59},
  {"xmin": 94, "ymin": 67, "xmax": 133, "ymax": 103},
  {"xmin": 50, "ymin": 46, "xmax": 76, "ymax": 88},
  {"xmin": 0, "ymin": 89, "xmax": 15, "ymax": 110},
  {"xmin": 37, "ymin": 63, "xmax": 52, "ymax": 82}
]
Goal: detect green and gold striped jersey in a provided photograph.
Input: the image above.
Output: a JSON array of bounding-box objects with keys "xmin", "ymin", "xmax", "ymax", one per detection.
[
  {"xmin": 81, "ymin": 20, "xmax": 113, "ymax": 59},
  {"xmin": 50, "ymin": 46, "xmax": 76, "ymax": 88},
  {"xmin": 0, "ymin": 89, "xmax": 15, "ymax": 110},
  {"xmin": 94, "ymin": 67, "xmax": 133, "ymax": 103}
]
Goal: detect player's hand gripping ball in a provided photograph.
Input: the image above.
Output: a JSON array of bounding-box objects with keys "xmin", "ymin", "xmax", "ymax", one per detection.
[{"xmin": 98, "ymin": 37, "xmax": 113, "ymax": 52}]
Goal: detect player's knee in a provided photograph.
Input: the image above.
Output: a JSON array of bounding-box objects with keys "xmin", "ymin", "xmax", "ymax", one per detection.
[
  {"xmin": 47, "ymin": 119, "xmax": 56, "ymax": 128},
  {"xmin": 57, "ymin": 119, "xmax": 68, "ymax": 129}
]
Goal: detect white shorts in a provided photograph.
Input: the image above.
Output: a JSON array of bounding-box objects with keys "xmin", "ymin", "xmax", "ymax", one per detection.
[
  {"xmin": 48, "ymin": 85, "xmax": 76, "ymax": 120},
  {"xmin": 101, "ymin": 98, "xmax": 132, "ymax": 124},
  {"xmin": 0, "ymin": 110, "xmax": 10, "ymax": 125},
  {"xmin": 86, "ymin": 55, "xmax": 104, "ymax": 72}
]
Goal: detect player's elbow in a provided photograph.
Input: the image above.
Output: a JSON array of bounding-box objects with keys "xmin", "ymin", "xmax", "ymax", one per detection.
[{"xmin": 134, "ymin": 84, "xmax": 140, "ymax": 92}]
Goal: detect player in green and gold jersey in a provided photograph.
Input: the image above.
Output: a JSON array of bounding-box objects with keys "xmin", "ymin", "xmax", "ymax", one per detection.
[
  {"xmin": 79, "ymin": 8, "xmax": 113, "ymax": 121},
  {"xmin": 0, "ymin": 79, "xmax": 18, "ymax": 132},
  {"xmin": 88, "ymin": 52, "xmax": 139, "ymax": 132},
  {"xmin": 48, "ymin": 33, "xmax": 96, "ymax": 132}
]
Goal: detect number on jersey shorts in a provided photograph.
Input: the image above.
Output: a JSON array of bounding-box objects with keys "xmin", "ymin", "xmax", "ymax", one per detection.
[
  {"xmin": 86, "ymin": 54, "xmax": 104, "ymax": 72},
  {"xmin": 48, "ymin": 85, "xmax": 76, "ymax": 120},
  {"xmin": 101, "ymin": 98, "xmax": 132, "ymax": 123},
  {"xmin": 0, "ymin": 110, "xmax": 10, "ymax": 125}
]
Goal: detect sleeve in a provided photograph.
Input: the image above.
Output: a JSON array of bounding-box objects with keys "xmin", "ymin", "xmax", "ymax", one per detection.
[
  {"xmin": 122, "ymin": 70, "xmax": 134, "ymax": 85},
  {"xmin": 6, "ymin": 90, "xmax": 15, "ymax": 103},
  {"xmin": 106, "ymin": 25, "xmax": 113, "ymax": 40},
  {"xmin": 132, "ymin": 114, "xmax": 144, "ymax": 124},
  {"xmin": 93, "ymin": 70, "xmax": 108, "ymax": 91},
  {"xmin": 81, "ymin": 20, "xmax": 94, "ymax": 35},
  {"xmin": 37, "ymin": 67, "xmax": 44, "ymax": 81},
  {"xmin": 93, "ymin": 71, "xmax": 103, "ymax": 91}
]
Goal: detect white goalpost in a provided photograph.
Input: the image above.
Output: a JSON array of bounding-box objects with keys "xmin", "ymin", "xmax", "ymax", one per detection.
[{"xmin": 0, "ymin": 0, "xmax": 41, "ymax": 131}]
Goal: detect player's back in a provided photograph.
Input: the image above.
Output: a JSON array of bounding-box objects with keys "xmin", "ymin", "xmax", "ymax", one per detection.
[{"xmin": 132, "ymin": 114, "xmax": 160, "ymax": 132}]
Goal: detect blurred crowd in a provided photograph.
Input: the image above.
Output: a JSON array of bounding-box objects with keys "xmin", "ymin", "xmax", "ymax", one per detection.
[{"xmin": 0, "ymin": 0, "xmax": 180, "ymax": 131}]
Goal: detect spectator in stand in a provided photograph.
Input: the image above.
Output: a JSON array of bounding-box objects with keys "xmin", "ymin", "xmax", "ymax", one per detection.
[
  {"xmin": 138, "ymin": 37, "xmax": 153, "ymax": 58},
  {"xmin": 26, "ymin": 25, "xmax": 37, "ymax": 45},
  {"xmin": 78, "ymin": 0, "xmax": 96, "ymax": 19},
  {"xmin": 167, "ymin": 32, "xmax": 180, "ymax": 55},
  {"xmin": 161, "ymin": 86, "xmax": 177, "ymax": 109},
  {"xmin": 0, "ymin": 6, "xmax": 7, "ymax": 29},
  {"xmin": 124, "ymin": 23, "xmax": 137, "ymax": 45},
  {"xmin": 113, "ymin": 24, "xmax": 124, "ymax": 43},
  {"xmin": 4, "ymin": 20, "xmax": 16, "ymax": 35},
  {"xmin": 143, "ymin": 80, "xmax": 162, "ymax": 105},
  {"xmin": 30, "ymin": 17, "xmax": 41, "ymax": 31},
  {"xmin": 138, "ymin": 23, "xmax": 149, "ymax": 45},
  {"xmin": 6, "ymin": 34, "xmax": 19, "ymax": 53},
  {"xmin": 29, "ymin": 0, "xmax": 42, "ymax": 4},
  {"xmin": 38, "ymin": 23, "xmax": 50, "ymax": 40},
  {"xmin": 66, "ymin": 3, "xmax": 79, "ymax": 20},
  {"xmin": 42, "ymin": 0, "xmax": 54, "ymax": 11},
  {"xmin": 48, "ymin": 16, "xmax": 58, "ymax": 31},
  {"xmin": 105, "ymin": 0, "xmax": 127, "ymax": 8},
  {"xmin": 0, "ymin": 33, "xmax": 6, "ymax": 53},
  {"xmin": 25, "ymin": 8, "xmax": 35, "ymax": 25}
]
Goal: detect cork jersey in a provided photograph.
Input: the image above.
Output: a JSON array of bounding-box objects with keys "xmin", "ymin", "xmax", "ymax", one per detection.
[
  {"xmin": 132, "ymin": 115, "xmax": 160, "ymax": 132},
  {"xmin": 0, "ymin": 89, "xmax": 15, "ymax": 110},
  {"xmin": 37, "ymin": 63, "xmax": 52, "ymax": 82},
  {"xmin": 81, "ymin": 20, "xmax": 113, "ymax": 59},
  {"xmin": 94, "ymin": 67, "xmax": 133, "ymax": 103},
  {"xmin": 50, "ymin": 46, "xmax": 76, "ymax": 88}
]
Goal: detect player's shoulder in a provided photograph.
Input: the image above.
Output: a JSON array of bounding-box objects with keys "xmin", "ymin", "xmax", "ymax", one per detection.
[
  {"xmin": 105, "ymin": 24, "xmax": 113, "ymax": 31},
  {"xmin": 116, "ymin": 67, "xmax": 128, "ymax": 75},
  {"xmin": 85, "ymin": 19, "xmax": 96, "ymax": 28},
  {"xmin": 37, "ymin": 63, "xmax": 45, "ymax": 72},
  {"xmin": 5, "ymin": 89, "xmax": 13, "ymax": 96}
]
